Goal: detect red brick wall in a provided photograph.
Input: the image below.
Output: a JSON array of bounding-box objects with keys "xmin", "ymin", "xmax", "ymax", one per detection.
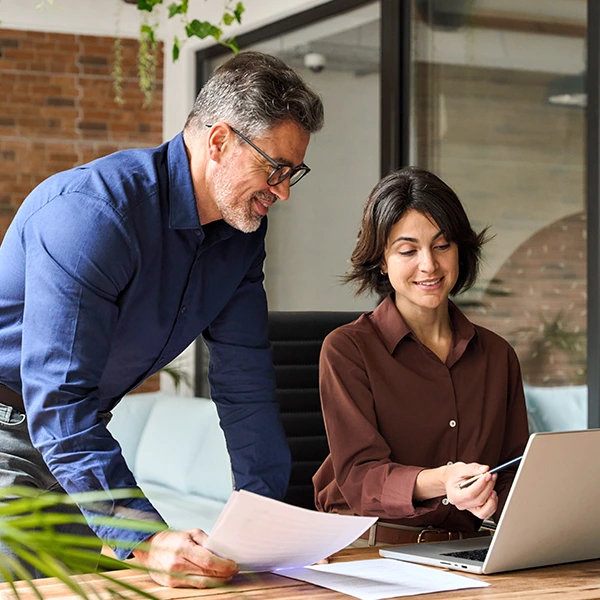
[
  {"xmin": 463, "ymin": 212, "xmax": 586, "ymax": 386},
  {"xmin": 0, "ymin": 28, "xmax": 164, "ymax": 392}
]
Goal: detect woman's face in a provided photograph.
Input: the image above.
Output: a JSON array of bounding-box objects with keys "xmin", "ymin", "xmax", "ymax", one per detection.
[{"xmin": 382, "ymin": 209, "xmax": 459, "ymax": 313}]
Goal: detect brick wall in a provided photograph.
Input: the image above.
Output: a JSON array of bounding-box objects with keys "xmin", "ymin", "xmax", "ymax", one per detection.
[
  {"xmin": 416, "ymin": 62, "xmax": 586, "ymax": 387},
  {"xmin": 462, "ymin": 212, "xmax": 586, "ymax": 386},
  {"xmin": 0, "ymin": 28, "xmax": 164, "ymax": 392}
]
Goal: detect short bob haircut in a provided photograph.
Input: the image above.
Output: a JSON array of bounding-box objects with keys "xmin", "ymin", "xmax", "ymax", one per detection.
[{"xmin": 345, "ymin": 166, "xmax": 489, "ymax": 298}]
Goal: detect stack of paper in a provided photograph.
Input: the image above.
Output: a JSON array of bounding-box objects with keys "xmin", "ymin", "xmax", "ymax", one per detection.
[
  {"xmin": 279, "ymin": 559, "xmax": 490, "ymax": 600},
  {"xmin": 205, "ymin": 490, "xmax": 376, "ymax": 571}
]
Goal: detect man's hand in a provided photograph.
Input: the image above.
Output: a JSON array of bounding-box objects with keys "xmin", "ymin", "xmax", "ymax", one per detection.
[{"xmin": 132, "ymin": 529, "xmax": 239, "ymax": 588}]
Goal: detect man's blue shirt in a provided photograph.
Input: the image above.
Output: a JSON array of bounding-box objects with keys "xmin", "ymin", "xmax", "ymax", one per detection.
[{"xmin": 0, "ymin": 133, "xmax": 291, "ymax": 558}]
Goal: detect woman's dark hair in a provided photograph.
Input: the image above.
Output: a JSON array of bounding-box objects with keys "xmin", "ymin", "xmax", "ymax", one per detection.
[{"xmin": 345, "ymin": 166, "xmax": 489, "ymax": 297}]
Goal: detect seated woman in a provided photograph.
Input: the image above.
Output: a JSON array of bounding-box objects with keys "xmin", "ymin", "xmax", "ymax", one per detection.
[{"xmin": 313, "ymin": 166, "xmax": 529, "ymax": 546}]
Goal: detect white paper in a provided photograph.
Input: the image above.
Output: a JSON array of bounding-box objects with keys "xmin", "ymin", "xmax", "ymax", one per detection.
[
  {"xmin": 277, "ymin": 558, "xmax": 489, "ymax": 600},
  {"xmin": 204, "ymin": 490, "xmax": 376, "ymax": 572}
]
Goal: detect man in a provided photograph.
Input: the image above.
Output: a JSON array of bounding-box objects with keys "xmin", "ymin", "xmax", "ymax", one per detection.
[{"xmin": 0, "ymin": 51, "xmax": 324, "ymax": 587}]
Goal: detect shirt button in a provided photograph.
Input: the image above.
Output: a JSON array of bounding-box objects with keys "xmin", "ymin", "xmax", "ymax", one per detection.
[
  {"xmin": 442, "ymin": 498, "xmax": 449, "ymax": 506},
  {"xmin": 195, "ymin": 230, "xmax": 201, "ymax": 236},
  {"xmin": 447, "ymin": 461, "xmax": 453, "ymax": 465},
  {"xmin": 180, "ymin": 305, "xmax": 187, "ymax": 314},
  {"xmin": 449, "ymin": 420, "xmax": 457, "ymax": 428}
]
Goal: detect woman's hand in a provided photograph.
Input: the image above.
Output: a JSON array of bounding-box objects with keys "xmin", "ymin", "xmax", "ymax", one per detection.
[
  {"xmin": 444, "ymin": 462, "xmax": 498, "ymax": 520},
  {"xmin": 415, "ymin": 461, "xmax": 498, "ymax": 520}
]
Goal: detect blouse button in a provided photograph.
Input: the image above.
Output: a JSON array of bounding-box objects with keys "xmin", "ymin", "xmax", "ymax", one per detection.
[
  {"xmin": 449, "ymin": 420, "xmax": 457, "ymax": 428},
  {"xmin": 442, "ymin": 498, "xmax": 449, "ymax": 506}
]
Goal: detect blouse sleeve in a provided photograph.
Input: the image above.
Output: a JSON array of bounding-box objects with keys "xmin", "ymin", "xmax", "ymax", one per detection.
[
  {"xmin": 493, "ymin": 346, "xmax": 530, "ymax": 521},
  {"xmin": 318, "ymin": 328, "xmax": 439, "ymax": 519}
]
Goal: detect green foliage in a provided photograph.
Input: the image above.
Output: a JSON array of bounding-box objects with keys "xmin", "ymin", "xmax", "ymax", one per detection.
[
  {"xmin": 161, "ymin": 363, "xmax": 193, "ymax": 392},
  {"xmin": 514, "ymin": 310, "xmax": 586, "ymax": 385},
  {"xmin": 0, "ymin": 486, "xmax": 168, "ymax": 599},
  {"xmin": 128, "ymin": 0, "xmax": 244, "ymax": 107},
  {"xmin": 138, "ymin": 16, "xmax": 160, "ymax": 107},
  {"xmin": 111, "ymin": 37, "xmax": 126, "ymax": 106},
  {"xmin": 1, "ymin": 1, "xmax": 245, "ymax": 107}
]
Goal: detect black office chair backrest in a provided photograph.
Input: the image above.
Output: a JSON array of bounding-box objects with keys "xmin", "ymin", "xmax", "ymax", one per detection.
[{"xmin": 268, "ymin": 311, "xmax": 363, "ymax": 510}]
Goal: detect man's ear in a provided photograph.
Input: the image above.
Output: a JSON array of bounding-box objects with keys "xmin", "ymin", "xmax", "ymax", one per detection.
[{"xmin": 206, "ymin": 122, "xmax": 232, "ymax": 162}]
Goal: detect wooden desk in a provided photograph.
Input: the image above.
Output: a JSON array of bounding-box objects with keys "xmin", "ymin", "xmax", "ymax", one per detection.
[{"xmin": 1, "ymin": 548, "xmax": 599, "ymax": 600}]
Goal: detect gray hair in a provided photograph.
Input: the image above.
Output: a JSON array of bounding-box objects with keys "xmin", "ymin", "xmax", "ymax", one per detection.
[{"xmin": 184, "ymin": 51, "xmax": 324, "ymax": 139}]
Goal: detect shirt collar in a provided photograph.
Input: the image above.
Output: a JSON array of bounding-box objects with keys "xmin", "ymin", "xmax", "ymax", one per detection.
[
  {"xmin": 370, "ymin": 294, "xmax": 476, "ymax": 358},
  {"xmin": 166, "ymin": 132, "xmax": 235, "ymax": 242},
  {"xmin": 167, "ymin": 132, "xmax": 202, "ymax": 230}
]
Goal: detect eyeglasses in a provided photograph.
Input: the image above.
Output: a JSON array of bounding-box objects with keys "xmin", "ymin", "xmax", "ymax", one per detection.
[{"xmin": 205, "ymin": 123, "xmax": 310, "ymax": 187}]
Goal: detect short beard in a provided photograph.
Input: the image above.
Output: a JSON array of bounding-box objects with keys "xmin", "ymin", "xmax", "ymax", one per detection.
[{"xmin": 213, "ymin": 166, "xmax": 276, "ymax": 233}]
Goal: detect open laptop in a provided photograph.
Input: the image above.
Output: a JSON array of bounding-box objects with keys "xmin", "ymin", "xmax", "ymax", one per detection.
[{"xmin": 380, "ymin": 429, "xmax": 600, "ymax": 574}]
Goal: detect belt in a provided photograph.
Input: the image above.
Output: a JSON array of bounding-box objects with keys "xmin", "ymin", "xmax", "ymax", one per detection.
[
  {"xmin": 0, "ymin": 383, "xmax": 25, "ymax": 412},
  {"xmin": 359, "ymin": 522, "xmax": 492, "ymax": 546}
]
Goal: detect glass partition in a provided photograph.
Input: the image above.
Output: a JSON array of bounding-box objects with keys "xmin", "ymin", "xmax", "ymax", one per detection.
[
  {"xmin": 207, "ymin": 2, "xmax": 380, "ymax": 312},
  {"xmin": 411, "ymin": 0, "xmax": 588, "ymax": 431}
]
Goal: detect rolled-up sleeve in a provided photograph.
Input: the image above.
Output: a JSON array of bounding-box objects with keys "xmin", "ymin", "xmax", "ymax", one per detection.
[
  {"xmin": 317, "ymin": 330, "xmax": 438, "ymax": 519},
  {"xmin": 203, "ymin": 247, "xmax": 291, "ymax": 501}
]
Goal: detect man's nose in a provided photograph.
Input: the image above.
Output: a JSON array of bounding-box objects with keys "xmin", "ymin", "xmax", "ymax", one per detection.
[{"xmin": 269, "ymin": 178, "xmax": 291, "ymax": 201}]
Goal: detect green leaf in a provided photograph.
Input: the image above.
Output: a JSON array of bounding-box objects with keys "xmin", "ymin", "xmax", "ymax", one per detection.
[
  {"xmin": 234, "ymin": 2, "xmax": 245, "ymax": 24},
  {"xmin": 186, "ymin": 20, "xmax": 222, "ymax": 41},
  {"xmin": 221, "ymin": 37, "xmax": 240, "ymax": 54},
  {"xmin": 137, "ymin": 0, "xmax": 162, "ymax": 11},
  {"xmin": 223, "ymin": 12, "xmax": 235, "ymax": 26},
  {"xmin": 172, "ymin": 36, "xmax": 180, "ymax": 62},
  {"xmin": 140, "ymin": 24, "xmax": 156, "ymax": 45},
  {"xmin": 167, "ymin": 2, "xmax": 184, "ymax": 18}
]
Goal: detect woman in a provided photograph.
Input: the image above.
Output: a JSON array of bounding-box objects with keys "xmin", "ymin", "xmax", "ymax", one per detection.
[{"xmin": 313, "ymin": 167, "xmax": 529, "ymax": 546}]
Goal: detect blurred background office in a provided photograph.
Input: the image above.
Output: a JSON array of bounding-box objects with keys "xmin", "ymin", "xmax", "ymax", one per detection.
[{"xmin": 0, "ymin": 0, "xmax": 597, "ymax": 432}]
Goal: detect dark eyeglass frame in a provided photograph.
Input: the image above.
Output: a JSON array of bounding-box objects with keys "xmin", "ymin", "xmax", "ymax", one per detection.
[{"xmin": 205, "ymin": 123, "xmax": 310, "ymax": 187}]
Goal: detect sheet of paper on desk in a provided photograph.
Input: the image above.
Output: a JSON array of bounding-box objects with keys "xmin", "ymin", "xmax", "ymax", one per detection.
[
  {"xmin": 204, "ymin": 490, "xmax": 376, "ymax": 572},
  {"xmin": 277, "ymin": 558, "xmax": 489, "ymax": 600}
]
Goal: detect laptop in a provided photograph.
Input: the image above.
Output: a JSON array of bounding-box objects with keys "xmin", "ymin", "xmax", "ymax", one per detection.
[{"xmin": 380, "ymin": 429, "xmax": 600, "ymax": 574}]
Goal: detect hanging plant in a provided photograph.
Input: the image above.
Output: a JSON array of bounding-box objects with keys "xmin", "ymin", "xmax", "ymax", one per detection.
[
  {"xmin": 121, "ymin": 0, "xmax": 245, "ymax": 106},
  {"xmin": 1, "ymin": 0, "xmax": 244, "ymax": 106}
]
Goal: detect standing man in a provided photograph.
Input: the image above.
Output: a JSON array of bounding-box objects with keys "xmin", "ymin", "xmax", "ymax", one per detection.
[{"xmin": 0, "ymin": 51, "xmax": 323, "ymax": 587}]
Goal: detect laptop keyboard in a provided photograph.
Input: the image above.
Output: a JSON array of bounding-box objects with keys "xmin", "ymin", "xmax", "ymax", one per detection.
[{"xmin": 441, "ymin": 548, "xmax": 489, "ymax": 563}]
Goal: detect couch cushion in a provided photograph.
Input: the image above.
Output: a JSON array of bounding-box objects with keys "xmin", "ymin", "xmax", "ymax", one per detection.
[
  {"xmin": 108, "ymin": 393, "xmax": 159, "ymax": 469},
  {"xmin": 524, "ymin": 384, "xmax": 587, "ymax": 432},
  {"xmin": 138, "ymin": 482, "xmax": 227, "ymax": 532},
  {"xmin": 132, "ymin": 395, "xmax": 233, "ymax": 503}
]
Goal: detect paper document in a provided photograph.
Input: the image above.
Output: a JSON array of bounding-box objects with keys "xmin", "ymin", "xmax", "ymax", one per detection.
[
  {"xmin": 205, "ymin": 490, "xmax": 376, "ymax": 572},
  {"xmin": 278, "ymin": 558, "xmax": 489, "ymax": 600}
]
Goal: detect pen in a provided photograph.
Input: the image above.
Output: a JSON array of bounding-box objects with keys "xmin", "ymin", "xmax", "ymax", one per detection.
[{"xmin": 457, "ymin": 455, "xmax": 524, "ymax": 489}]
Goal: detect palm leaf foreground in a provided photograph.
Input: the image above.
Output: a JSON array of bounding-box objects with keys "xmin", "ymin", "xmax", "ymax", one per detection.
[{"xmin": 0, "ymin": 486, "xmax": 176, "ymax": 600}]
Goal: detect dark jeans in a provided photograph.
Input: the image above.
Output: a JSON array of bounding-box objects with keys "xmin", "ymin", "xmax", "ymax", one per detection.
[{"xmin": 0, "ymin": 403, "xmax": 100, "ymax": 581}]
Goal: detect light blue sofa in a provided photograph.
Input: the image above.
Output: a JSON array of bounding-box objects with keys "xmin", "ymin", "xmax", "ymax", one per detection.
[
  {"xmin": 107, "ymin": 392, "xmax": 233, "ymax": 532},
  {"xmin": 523, "ymin": 384, "xmax": 587, "ymax": 433}
]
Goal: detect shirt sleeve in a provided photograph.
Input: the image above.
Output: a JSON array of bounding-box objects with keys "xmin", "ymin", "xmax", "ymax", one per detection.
[
  {"xmin": 318, "ymin": 329, "xmax": 438, "ymax": 519},
  {"xmin": 202, "ymin": 243, "xmax": 291, "ymax": 501},
  {"xmin": 493, "ymin": 347, "xmax": 530, "ymax": 521},
  {"xmin": 19, "ymin": 193, "xmax": 165, "ymax": 559}
]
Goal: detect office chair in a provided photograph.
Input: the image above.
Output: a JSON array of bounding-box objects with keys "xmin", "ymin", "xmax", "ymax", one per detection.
[{"xmin": 268, "ymin": 311, "xmax": 362, "ymax": 509}]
